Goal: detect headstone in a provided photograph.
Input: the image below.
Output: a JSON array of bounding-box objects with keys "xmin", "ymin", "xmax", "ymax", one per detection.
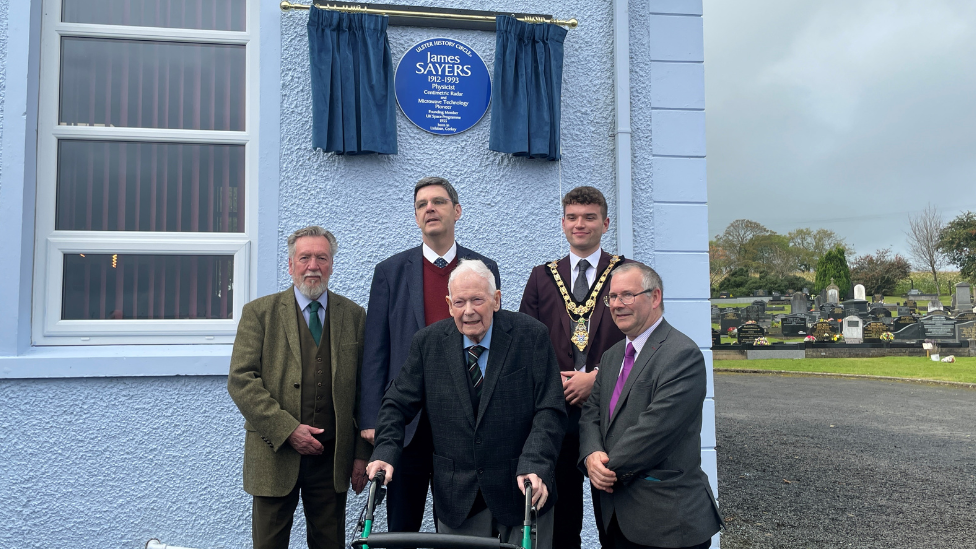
[
  {"xmin": 829, "ymin": 306, "xmax": 845, "ymax": 321},
  {"xmin": 954, "ymin": 312, "xmax": 976, "ymax": 323},
  {"xmin": 927, "ymin": 300, "xmax": 943, "ymax": 313},
  {"xmin": 752, "ymin": 300, "xmax": 767, "ymax": 314},
  {"xmin": 803, "ymin": 287, "xmax": 810, "ymax": 295},
  {"xmin": 711, "ymin": 306, "xmax": 720, "ymax": 322},
  {"xmin": 853, "ymin": 284, "xmax": 866, "ymax": 301},
  {"xmin": 753, "ymin": 289, "xmax": 767, "ymax": 297},
  {"xmin": 842, "ymin": 299, "xmax": 870, "ymax": 316},
  {"xmin": 772, "ymin": 291, "xmax": 782, "ymax": 298},
  {"xmin": 873, "ymin": 293, "xmax": 884, "ymax": 303},
  {"xmin": 791, "ymin": 292, "xmax": 807, "ymax": 314},
  {"xmin": 954, "ymin": 282, "xmax": 973, "ymax": 313},
  {"xmin": 811, "ymin": 321, "xmax": 836, "ymax": 342},
  {"xmin": 782, "ymin": 315, "xmax": 808, "ymax": 337},
  {"xmin": 712, "ymin": 328, "xmax": 722, "ymax": 347},
  {"xmin": 718, "ymin": 291, "xmax": 730, "ymax": 298},
  {"xmin": 897, "ymin": 306, "xmax": 911, "ymax": 316},
  {"xmin": 825, "ymin": 279, "xmax": 841, "ymax": 304},
  {"xmin": 892, "ymin": 315, "xmax": 917, "ymax": 332},
  {"xmin": 920, "ymin": 315, "xmax": 957, "ymax": 340},
  {"xmin": 862, "ymin": 321, "xmax": 889, "ymax": 342},
  {"xmin": 869, "ymin": 307, "xmax": 891, "ymax": 318},
  {"xmin": 893, "ymin": 322, "xmax": 925, "ymax": 341},
  {"xmin": 956, "ymin": 321, "xmax": 976, "ymax": 342},
  {"xmin": 906, "ymin": 299, "xmax": 917, "ymax": 312},
  {"xmin": 843, "ymin": 316, "xmax": 863, "ymax": 344},
  {"xmin": 907, "ymin": 288, "xmax": 922, "ymax": 296},
  {"xmin": 736, "ymin": 323, "xmax": 765, "ymax": 345},
  {"xmin": 814, "ymin": 294, "xmax": 824, "ymax": 310},
  {"xmin": 720, "ymin": 309, "xmax": 741, "ymax": 333}
]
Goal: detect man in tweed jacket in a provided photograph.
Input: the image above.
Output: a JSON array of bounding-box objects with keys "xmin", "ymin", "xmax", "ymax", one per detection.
[{"xmin": 367, "ymin": 259, "xmax": 566, "ymax": 549}]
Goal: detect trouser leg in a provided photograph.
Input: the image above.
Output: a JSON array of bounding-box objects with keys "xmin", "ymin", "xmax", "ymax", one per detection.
[
  {"xmin": 552, "ymin": 432, "xmax": 583, "ymax": 549},
  {"xmin": 386, "ymin": 415, "xmax": 434, "ymax": 532},
  {"xmin": 252, "ymin": 484, "xmax": 301, "ymax": 549},
  {"xmin": 300, "ymin": 441, "xmax": 346, "ymax": 549}
]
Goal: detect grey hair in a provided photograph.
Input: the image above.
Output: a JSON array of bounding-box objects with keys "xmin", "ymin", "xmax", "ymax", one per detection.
[
  {"xmin": 414, "ymin": 176, "xmax": 460, "ymax": 205},
  {"xmin": 612, "ymin": 262, "xmax": 664, "ymax": 312},
  {"xmin": 448, "ymin": 259, "xmax": 497, "ymax": 297},
  {"xmin": 287, "ymin": 226, "xmax": 338, "ymax": 258}
]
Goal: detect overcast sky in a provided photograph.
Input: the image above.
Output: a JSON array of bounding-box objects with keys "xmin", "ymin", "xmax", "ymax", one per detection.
[{"xmin": 703, "ymin": 0, "xmax": 976, "ymax": 263}]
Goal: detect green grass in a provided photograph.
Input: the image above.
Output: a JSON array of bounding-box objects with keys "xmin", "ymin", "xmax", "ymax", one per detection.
[{"xmin": 714, "ymin": 356, "xmax": 976, "ymax": 384}]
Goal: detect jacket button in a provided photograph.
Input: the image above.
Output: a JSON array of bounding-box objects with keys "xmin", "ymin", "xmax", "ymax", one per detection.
[
  {"xmin": 317, "ymin": 382, "xmax": 322, "ymax": 387},
  {"xmin": 294, "ymin": 383, "xmax": 300, "ymax": 388},
  {"xmin": 477, "ymin": 468, "xmax": 484, "ymax": 475},
  {"xmin": 317, "ymin": 357, "xmax": 323, "ymax": 363}
]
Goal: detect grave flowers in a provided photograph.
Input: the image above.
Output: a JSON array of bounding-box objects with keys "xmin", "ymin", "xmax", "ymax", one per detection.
[
  {"xmin": 941, "ymin": 355, "xmax": 956, "ymax": 363},
  {"xmin": 753, "ymin": 336, "xmax": 771, "ymax": 346},
  {"xmin": 804, "ymin": 335, "xmax": 816, "ymax": 342},
  {"xmin": 880, "ymin": 332, "xmax": 894, "ymax": 342}
]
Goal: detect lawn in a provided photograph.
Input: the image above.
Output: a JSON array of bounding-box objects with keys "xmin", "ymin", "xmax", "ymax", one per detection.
[{"xmin": 713, "ymin": 356, "xmax": 976, "ymax": 384}]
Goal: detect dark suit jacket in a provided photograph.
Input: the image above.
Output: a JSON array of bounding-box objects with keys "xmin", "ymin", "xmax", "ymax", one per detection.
[
  {"xmin": 227, "ymin": 288, "xmax": 371, "ymax": 497},
  {"xmin": 359, "ymin": 244, "xmax": 500, "ymax": 444},
  {"xmin": 371, "ymin": 310, "xmax": 567, "ymax": 529},
  {"xmin": 579, "ymin": 319, "xmax": 723, "ymax": 547}
]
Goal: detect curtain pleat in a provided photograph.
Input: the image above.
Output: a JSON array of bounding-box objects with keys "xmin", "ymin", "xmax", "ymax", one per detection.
[
  {"xmin": 308, "ymin": 8, "xmax": 397, "ymax": 155},
  {"xmin": 489, "ymin": 15, "xmax": 567, "ymax": 161}
]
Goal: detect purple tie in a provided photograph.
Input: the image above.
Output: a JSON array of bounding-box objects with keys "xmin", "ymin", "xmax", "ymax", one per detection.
[{"xmin": 609, "ymin": 343, "xmax": 636, "ymax": 417}]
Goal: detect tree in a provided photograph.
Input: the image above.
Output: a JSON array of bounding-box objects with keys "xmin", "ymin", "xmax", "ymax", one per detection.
[
  {"xmin": 709, "ymin": 240, "xmax": 733, "ymax": 290},
  {"xmin": 715, "ymin": 219, "xmax": 772, "ymax": 268},
  {"xmin": 906, "ymin": 204, "xmax": 948, "ymax": 297},
  {"xmin": 814, "ymin": 246, "xmax": 852, "ymax": 299},
  {"xmin": 787, "ymin": 228, "xmax": 851, "ymax": 271},
  {"xmin": 739, "ymin": 233, "xmax": 797, "ymax": 277},
  {"xmin": 938, "ymin": 211, "xmax": 976, "ymax": 282},
  {"xmin": 850, "ymin": 248, "xmax": 911, "ymax": 296}
]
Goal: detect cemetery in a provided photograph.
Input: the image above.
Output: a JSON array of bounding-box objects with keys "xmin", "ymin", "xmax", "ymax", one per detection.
[{"xmin": 711, "ymin": 281, "xmax": 976, "ymax": 360}]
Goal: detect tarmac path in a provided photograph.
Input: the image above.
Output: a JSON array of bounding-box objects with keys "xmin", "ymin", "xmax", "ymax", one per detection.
[{"xmin": 715, "ymin": 372, "xmax": 976, "ymax": 548}]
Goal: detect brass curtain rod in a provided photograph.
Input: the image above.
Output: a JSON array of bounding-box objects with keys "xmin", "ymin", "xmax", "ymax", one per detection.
[{"xmin": 279, "ymin": 1, "xmax": 578, "ymax": 29}]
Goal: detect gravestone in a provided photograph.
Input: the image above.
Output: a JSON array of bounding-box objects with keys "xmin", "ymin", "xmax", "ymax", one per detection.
[
  {"xmin": 791, "ymin": 292, "xmax": 807, "ymax": 314},
  {"xmin": 906, "ymin": 299, "xmax": 917, "ymax": 312},
  {"xmin": 803, "ymin": 287, "xmax": 810, "ymax": 295},
  {"xmin": 873, "ymin": 293, "xmax": 884, "ymax": 303},
  {"xmin": 720, "ymin": 310, "xmax": 741, "ymax": 333},
  {"xmin": 811, "ymin": 321, "xmax": 836, "ymax": 342},
  {"xmin": 893, "ymin": 322, "xmax": 924, "ymax": 341},
  {"xmin": 826, "ymin": 283, "xmax": 841, "ymax": 304},
  {"xmin": 869, "ymin": 307, "xmax": 891, "ymax": 318},
  {"xmin": 826, "ymin": 306, "xmax": 845, "ymax": 321},
  {"xmin": 854, "ymin": 284, "xmax": 866, "ymax": 301},
  {"xmin": 718, "ymin": 291, "xmax": 730, "ymax": 298},
  {"xmin": 752, "ymin": 300, "xmax": 767, "ymax": 314},
  {"xmin": 814, "ymin": 294, "xmax": 824, "ymax": 310},
  {"xmin": 892, "ymin": 315, "xmax": 917, "ymax": 333},
  {"xmin": 772, "ymin": 291, "xmax": 782, "ymax": 298},
  {"xmin": 927, "ymin": 300, "xmax": 943, "ymax": 313},
  {"xmin": 897, "ymin": 306, "xmax": 911, "ymax": 316},
  {"xmin": 954, "ymin": 282, "xmax": 973, "ymax": 314},
  {"xmin": 711, "ymin": 306, "xmax": 720, "ymax": 322},
  {"xmin": 920, "ymin": 315, "xmax": 957, "ymax": 340},
  {"xmin": 736, "ymin": 323, "xmax": 765, "ymax": 345},
  {"xmin": 842, "ymin": 299, "xmax": 870, "ymax": 316},
  {"xmin": 712, "ymin": 328, "xmax": 722, "ymax": 347},
  {"xmin": 956, "ymin": 321, "xmax": 976, "ymax": 342},
  {"xmin": 754, "ymin": 289, "xmax": 767, "ymax": 297},
  {"xmin": 843, "ymin": 316, "xmax": 863, "ymax": 344},
  {"xmin": 954, "ymin": 312, "xmax": 976, "ymax": 323},
  {"xmin": 862, "ymin": 321, "xmax": 889, "ymax": 342},
  {"xmin": 782, "ymin": 315, "xmax": 808, "ymax": 337}
]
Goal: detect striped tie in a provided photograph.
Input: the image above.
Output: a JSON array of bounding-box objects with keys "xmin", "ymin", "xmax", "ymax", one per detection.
[{"xmin": 467, "ymin": 345, "xmax": 486, "ymax": 397}]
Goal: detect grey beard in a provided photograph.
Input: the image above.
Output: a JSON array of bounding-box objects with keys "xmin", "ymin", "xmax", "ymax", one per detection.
[{"xmin": 296, "ymin": 279, "xmax": 326, "ymax": 300}]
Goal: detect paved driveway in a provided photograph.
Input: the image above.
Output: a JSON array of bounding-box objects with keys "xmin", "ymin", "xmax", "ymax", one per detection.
[{"xmin": 715, "ymin": 373, "xmax": 976, "ymax": 549}]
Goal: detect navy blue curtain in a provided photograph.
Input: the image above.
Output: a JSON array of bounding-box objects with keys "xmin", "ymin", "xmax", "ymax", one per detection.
[
  {"xmin": 308, "ymin": 9, "xmax": 397, "ymax": 155},
  {"xmin": 489, "ymin": 16, "xmax": 567, "ymax": 161}
]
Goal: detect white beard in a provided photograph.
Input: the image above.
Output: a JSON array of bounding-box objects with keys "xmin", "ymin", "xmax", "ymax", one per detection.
[{"xmin": 296, "ymin": 274, "xmax": 326, "ymax": 300}]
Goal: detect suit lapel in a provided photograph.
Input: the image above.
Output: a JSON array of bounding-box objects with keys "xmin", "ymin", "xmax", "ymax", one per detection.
[
  {"xmin": 279, "ymin": 288, "xmax": 302, "ymax": 370},
  {"xmin": 608, "ymin": 321, "xmax": 671, "ymax": 429},
  {"xmin": 444, "ymin": 321, "xmax": 477, "ymax": 429},
  {"xmin": 407, "ymin": 245, "xmax": 425, "ymax": 330},
  {"xmin": 476, "ymin": 314, "xmax": 512, "ymax": 428},
  {"xmin": 557, "ymin": 256, "xmax": 574, "ymax": 343},
  {"xmin": 328, "ymin": 290, "xmax": 343, "ymax": 384}
]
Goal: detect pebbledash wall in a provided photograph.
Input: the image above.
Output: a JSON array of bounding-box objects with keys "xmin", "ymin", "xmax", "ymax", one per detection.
[{"xmin": 0, "ymin": 1, "xmax": 714, "ymax": 548}]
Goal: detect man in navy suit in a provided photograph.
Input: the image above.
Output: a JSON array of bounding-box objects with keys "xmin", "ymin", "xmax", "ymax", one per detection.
[{"xmin": 359, "ymin": 177, "xmax": 501, "ymax": 533}]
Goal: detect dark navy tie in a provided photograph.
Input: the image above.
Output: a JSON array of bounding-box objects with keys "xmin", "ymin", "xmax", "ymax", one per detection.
[{"xmin": 434, "ymin": 257, "xmax": 448, "ymax": 268}]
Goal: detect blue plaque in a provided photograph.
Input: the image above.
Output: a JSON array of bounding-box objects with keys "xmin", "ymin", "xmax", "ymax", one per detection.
[{"xmin": 395, "ymin": 38, "xmax": 491, "ymax": 135}]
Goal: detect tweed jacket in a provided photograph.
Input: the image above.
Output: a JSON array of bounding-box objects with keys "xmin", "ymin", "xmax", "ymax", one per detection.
[
  {"xmin": 228, "ymin": 287, "xmax": 371, "ymax": 497},
  {"xmin": 579, "ymin": 319, "xmax": 723, "ymax": 547},
  {"xmin": 370, "ymin": 310, "xmax": 566, "ymax": 528}
]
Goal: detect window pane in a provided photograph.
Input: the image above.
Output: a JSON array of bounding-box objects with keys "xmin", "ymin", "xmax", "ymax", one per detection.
[
  {"xmin": 62, "ymin": 253, "xmax": 234, "ymax": 320},
  {"xmin": 60, "ymin": 38, "xmax": 245, "ymax": 131},
  {"xmin": 63, "ymin": 0, "xmax": 246, "ymax": 31},
  {"xmin": 56, "ymin": 140, "xmax": 245, "ymax": 232}
]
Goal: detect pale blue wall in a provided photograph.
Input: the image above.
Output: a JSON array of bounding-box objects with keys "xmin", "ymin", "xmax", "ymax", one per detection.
[{"xmin": 0, "ymin": 0, "xmax": 715, "ymax": 547}]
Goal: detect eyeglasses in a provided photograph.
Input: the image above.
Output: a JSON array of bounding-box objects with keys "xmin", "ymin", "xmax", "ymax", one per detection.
[{"xmin": 604, "ymin": 289, "xmax": 652, "ymax": 306}]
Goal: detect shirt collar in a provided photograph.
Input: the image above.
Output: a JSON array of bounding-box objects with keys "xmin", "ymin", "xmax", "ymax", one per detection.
[
  {"xmin": 293, "ymin": 285, "xmax": 328, "ymax": 313},
  {"xmin": 462, "ymin": 321, "xmax": 493, "ymax": 350},
  {"xmin": 569, "ymin": 248, "xmax": 603, "ymax": 275},
  {"xmin": 627, "ymin": 315, "xmax": 664, "ymax": 357},
  {"xmin": 422, "ymin": 241, "xmax": 457, "ymax": 264}
]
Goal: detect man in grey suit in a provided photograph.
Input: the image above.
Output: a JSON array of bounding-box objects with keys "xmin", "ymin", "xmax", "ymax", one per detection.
[
  {"xmin": 367, "ymin": 259, "xmax": 566, "ymax": 549},
  {"xmin": 579, "ymin": 262, "xmax": 723, "ymax": 549}
]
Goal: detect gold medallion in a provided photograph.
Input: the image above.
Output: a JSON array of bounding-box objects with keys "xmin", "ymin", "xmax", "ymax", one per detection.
[{"xmin": 572, "ymin": 318, "xmax": 589, "ymax": 351}]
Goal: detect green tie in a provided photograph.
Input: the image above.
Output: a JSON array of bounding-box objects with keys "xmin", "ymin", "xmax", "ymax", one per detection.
[{"xmin": 308, "ymin": 300, "xmax": 323, "ymax": 346}]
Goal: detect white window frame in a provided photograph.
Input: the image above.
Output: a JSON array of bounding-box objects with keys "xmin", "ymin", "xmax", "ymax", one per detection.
[{"xmin": 32, "ymin": 0, "xmax": 259, "ymax": 345}]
